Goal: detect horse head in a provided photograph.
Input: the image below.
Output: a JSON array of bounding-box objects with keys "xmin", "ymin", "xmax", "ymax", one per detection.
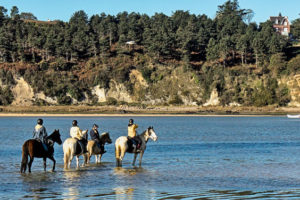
[
  {"xmin": 146, "ymin": 126, "xmax": 158, "ymax": 141},
  {"xmin": 101, "ymin": 132, "xmax": 112, "ymax": 144},
  {"xmin": 49, "ymin": 129, "xmax": 62, "ymax": 145}
]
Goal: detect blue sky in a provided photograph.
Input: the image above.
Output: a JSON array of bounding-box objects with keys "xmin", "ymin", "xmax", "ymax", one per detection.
[{"xmin": 1, "ymin": 0, "xmax": 299, "ymax": 23}]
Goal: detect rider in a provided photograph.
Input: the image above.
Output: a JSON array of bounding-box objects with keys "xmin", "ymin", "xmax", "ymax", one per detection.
[
  {"xmin": 90, "ymin": 124, "xmax": 106, "ymax": 154},
  {"xmin": 33, "ymin": 118, "xmax": 48, "ymax": 152},
  {"xmin": 70, "ymin": 120, "xmax": 88, "ymax": 153},
  {"xmin": 127, "ymin": 119, "xmax": 142, "ymax": 149}
]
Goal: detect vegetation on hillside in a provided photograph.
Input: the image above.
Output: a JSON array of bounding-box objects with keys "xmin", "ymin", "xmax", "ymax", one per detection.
[{"xmin": 0, "ymin": 0, "xmax": 299, "ymax": 106}]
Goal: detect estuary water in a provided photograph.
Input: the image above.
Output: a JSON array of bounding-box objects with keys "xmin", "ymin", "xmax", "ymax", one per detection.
[{"xmin": 1, "ymin": 116, "xmax": 300, "ymax": 199}]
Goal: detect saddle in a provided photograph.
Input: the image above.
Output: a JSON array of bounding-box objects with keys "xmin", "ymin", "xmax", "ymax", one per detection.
[
  {"xmin": 34, "ymin": 139, "xmax": 53, "ymax": 154},
  {"xmin": 127, "ymin": 137, "xmax": 141, "ymax": 153},
  {"xmin": 75, "ymin": 140, "xmax": 87, "ymax": 155}
]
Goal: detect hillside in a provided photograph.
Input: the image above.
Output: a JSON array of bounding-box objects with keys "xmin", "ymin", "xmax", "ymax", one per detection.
[{"xmin": 0, "ymin": 1, "xmax": 300, "ymax": 111}]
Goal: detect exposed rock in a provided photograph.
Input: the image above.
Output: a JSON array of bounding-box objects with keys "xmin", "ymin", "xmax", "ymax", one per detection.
[
  {"xmin": 11, "ymin": 77, "xmax": 34, "ymax": 106},
  {"xmin": 203, "ymin": 89, "xmax": 220, "ymax": 106},
  {"xmin": 286, "ymin": 74, "xmax": 300, "ymax": 107},
  {"xmin": 130, "ymin": 69, "xmax": 148, "ymax": 87},
  {"xmin": 35, "ymin": 92, "xmax": 57, "ymax": 104},
  {"xmin": 106, "ymin": 80, "xmax": 133, "ymax": 102},
  {"xmin": 92, "ymin": 86, "xmax": 107, "ymax": 102}
]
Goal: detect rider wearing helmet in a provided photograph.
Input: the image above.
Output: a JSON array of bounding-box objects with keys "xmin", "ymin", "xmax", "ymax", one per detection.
[
  {"xmin": 70, "ymin": 120, "xmax": 88, "ymax": 153},
  {"xmin": 33, "ymin": 118, "xmax": 48, "ymax": 152},
  {"xmin": 90, "ymin": 123, "xmax": 106, "ymax": 154},
  {"xmin": 128, "ymin": 119, "xmax": 142, "ymax": 149}
]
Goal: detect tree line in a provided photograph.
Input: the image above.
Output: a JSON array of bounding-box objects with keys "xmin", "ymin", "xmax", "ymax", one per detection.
[
  {"xmin": 0, "ymin": 0, "xmax": 298, "ymax": 107},
  {"xmin": 0, "ymin": 0, "xmax": 291, "ymax": 66}
]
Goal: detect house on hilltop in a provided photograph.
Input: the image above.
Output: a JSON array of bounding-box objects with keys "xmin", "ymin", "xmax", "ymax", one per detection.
[{"xmin": 270, "ymin": 13, "xmax": 290, "ymax": 36}]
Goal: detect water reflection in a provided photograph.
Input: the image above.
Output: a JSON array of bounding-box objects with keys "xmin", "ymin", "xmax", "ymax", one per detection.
[
  {"xmin": 62, "ymin": 171, "xmax": 81, "ymax": 200},
  {"xmin": 113, "ymin": 167, "xmax": 146, "ymax": 176},
  {"xmin": 114, "ymin": 187, "xmax": 135, "ymax": 200},
  {"xmin": 20, "ymin": 172, "xmax": 62, "ymax": 199},
  {"xmin": 62, "ymin": 187, "xmax": 79, "ymax": 200},
  {"xmin": 63, "ymin": 170, "xmax": 82, "ymax": 181}
]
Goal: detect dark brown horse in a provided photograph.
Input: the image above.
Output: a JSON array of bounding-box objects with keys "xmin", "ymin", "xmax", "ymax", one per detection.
[{"xmin": 20, "ymin": 129, "xmax": 62, "ymax": 173}]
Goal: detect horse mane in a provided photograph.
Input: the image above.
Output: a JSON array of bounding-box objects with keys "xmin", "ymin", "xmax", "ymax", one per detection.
[
  {"xmin": 100, "ymin": 132, "xmax": 109, "ymax": 137},
  {"xmin": 139, "ymin": 130, "xmax": 147, "ymax": 137},
  {"xmin": 47, "ymin": 129, "xmax": 58, "ymax": 139},
  {"xmin": 139, "ymin": 127, "xmax": 153, "ymax": 137}
]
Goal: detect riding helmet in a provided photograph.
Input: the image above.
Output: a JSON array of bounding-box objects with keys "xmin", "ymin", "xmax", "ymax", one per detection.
[
  {"xmin": 128, "ymin": 119, "xmax": 134, "ymax": 126},
  {"xmin": 37, "ymin": 118, "xmax": 43, "ymax": 125},
  {"xmin": 93, "ymin": 124, "xmax": 99, "ymax": 128},
  {"xmin": 72, "ymin": 120, "xmax": 78, "ymax": 126}
]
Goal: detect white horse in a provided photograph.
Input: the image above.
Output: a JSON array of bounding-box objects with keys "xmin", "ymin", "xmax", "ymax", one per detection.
[
  {"xmin": 63, "ymin": 130, "xmax": 88, "ymax": 169},
  {"xmin": 85, "ymin": 132, "xmax": 112, "ymax": 164},
  {"xmin": 115, "ymin": 126, "xmax": 158, "ymax": 167}
]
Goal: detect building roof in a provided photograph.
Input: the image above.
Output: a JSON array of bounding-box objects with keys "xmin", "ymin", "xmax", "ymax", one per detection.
[{"xmin": 270, "ymin": 13, "xmax": 289, "ymax": 25}]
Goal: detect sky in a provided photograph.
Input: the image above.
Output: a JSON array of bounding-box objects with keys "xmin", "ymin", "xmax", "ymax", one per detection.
[{"xmin": 1, "ymin": 0, "xmax": 300, "ymax": 23}]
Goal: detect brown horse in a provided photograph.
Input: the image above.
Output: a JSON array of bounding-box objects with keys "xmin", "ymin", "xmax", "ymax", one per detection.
[
  {"xmin": 20, "ymin": 129, "xmax": 62, "ymax": 173},
  {"xmin": 85, "ymin": 132, "xmax": 112, "ymax": 164}
]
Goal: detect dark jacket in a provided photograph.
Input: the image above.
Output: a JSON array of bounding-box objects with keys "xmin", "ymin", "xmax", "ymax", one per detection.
[
  {"xmin": 33, "ymin": 125, "xmax": 48, "ymax": 143},
  {"xmin": 90, "ymin": 129, "xmax": 100, "ymax": 143}
]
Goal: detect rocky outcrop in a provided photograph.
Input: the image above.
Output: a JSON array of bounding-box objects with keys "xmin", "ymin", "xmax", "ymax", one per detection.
[
  {"xmin": 11, "ymin": 77, "xmax": 34, "ymax": 106},
  {"xmin": 286, "ymin": 74, "xmax": 300, "ymax": 107},
  {"xmin": 203, "ymin": 89, "xmax": 220, "ymax": 106}
]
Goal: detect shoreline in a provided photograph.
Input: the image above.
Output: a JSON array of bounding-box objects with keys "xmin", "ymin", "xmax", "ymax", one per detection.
[
  {"xmin": 0, "ymin": 105, "xmax": 298, "ymax": 117},
  {"xmin": 0, "ymin": 113, "xmax": 281, "ymax": 117}
]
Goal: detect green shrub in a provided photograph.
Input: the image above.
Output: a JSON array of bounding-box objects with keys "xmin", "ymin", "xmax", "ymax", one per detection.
[
  {"xmin": 277, "ymin": 85, "xmax": 291, "ymax": 106},
  {"xmin": 269, "ymin": 53, "xmax": 287, "ymax": 76},
  {"xmin": 287, "ymin": 55, "xmax": 300, "ymax": 74},
  {"xmin": 140, "ymin": 67, "xmax": 152, "ymax": 83},
  {"xmin": 0, "ymin": 87, "xmax": 14, "ymax": 105},
  {"xmin": 106, "ymin": 97, "xmax": 118, "ymax": 105},
  {"xmin": 168, "ymin": 95, "xmax": 183, "ymax": 105},
  {"xmin": 57, "ymin": 95, "xmax": 72, "ymax": 105}
]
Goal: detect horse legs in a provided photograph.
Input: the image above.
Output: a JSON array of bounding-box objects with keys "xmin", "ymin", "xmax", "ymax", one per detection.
[
  {"xmin": 95, "ymin": 154, "xmax": 102, "ymax": 163},
  {"xmin": 98, "ymin": 154, "xmax": 102, "ymax": 163},
  {"xmin": 48, "ymin": 156, "xmax": 56, "ymax": 172},
  {"xmin": 115, "ymin": 151, "xmax": 124, "ymax": 167},
  {"xmin": 28, "ymin": 156, "xmax": 34, "ymax": 173},
  {"xmin": 86, "ymin": 153, "xmax": 91, "ymax": 164},
  {"xmin": 76, "ymin": 156, "xmax": 79, "ymax": 168},
  {"xmin": 43, "ymin": 157, "xmax": 47, "ymax": 172},
  {"xmin": 139, "ymin": 151, "xmax": 144, "ymax": 167},
  {"xmin": 20, "ymin": 154, "xmax": 28, "ymax": 173},
  {"xmin": 76, "ymin": 156, "xmax": 85, "ymax": 168},
  {"xmin": 132, "ymin": 153, "xmax": 138, "ymax": 166}
]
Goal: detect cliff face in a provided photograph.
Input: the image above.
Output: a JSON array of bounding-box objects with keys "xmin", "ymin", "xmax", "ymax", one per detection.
[
  {"xmin": 286, "ymin": 74, "xmax": 300, "ymax": 107},
  {"xmin": 8, "ymin": 66, "xmax": 206, "ymax": 106},
  {"xmin": 2, "ymin": 63, "xmax": 298, "ymax": 107}
]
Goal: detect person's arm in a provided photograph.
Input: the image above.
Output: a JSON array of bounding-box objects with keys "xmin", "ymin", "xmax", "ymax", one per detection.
[{"xmin": 42, "ymin": 127, "xmax": 48, "ymax": 142}]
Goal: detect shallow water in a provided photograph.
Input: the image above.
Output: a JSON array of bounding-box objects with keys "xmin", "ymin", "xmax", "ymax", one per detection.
[{"xmin": 1, "ymin": 116, "xmax": 300, "ymax": 199}]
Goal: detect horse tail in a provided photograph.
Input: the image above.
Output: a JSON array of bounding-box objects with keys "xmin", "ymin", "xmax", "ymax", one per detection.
[
  {"xmin": 20, "ymin": 141, "xmax": 29, "ymax": 173},
  {"xmin": 63, "ymin": 142, "xmax": 71, "ymax": 169},
  {"xmin": 115, "ymin": 140, "xmax": 122, "ymax": 167}
]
